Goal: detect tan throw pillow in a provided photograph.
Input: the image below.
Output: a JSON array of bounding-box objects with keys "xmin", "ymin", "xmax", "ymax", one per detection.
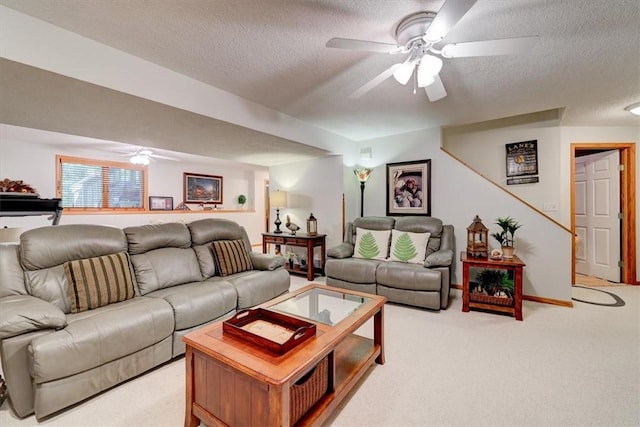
[
  {"xmin": 353, "ymin": 228, "xmax": 391, "ymax": 260},
  {"xmin": 211, "ymin": 240, "xmax": 253, "ymax": 276},
  {"xmin": 64, "ymin": 252, "xmax": 136, "ymax": 313},
  {"xmin": 388, "ymin": 230, "xmax": 431, "ymax": 264}
]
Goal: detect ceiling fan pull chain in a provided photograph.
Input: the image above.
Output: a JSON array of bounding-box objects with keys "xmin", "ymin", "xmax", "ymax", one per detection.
[{"xmin": 413, "ymin": 70, "xmax": 417, "ymax": 94}]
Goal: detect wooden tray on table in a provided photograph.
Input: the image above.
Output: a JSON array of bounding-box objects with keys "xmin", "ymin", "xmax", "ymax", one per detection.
[{"xmin": 222, "ymin": 308, "xmax": 316, "ymax": 355}]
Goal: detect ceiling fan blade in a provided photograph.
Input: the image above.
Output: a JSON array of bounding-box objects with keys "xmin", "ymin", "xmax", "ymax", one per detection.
[
  {"xmin": 349, "ymin": 64, "xmax": 400, "ymax": 98},
  {"xmin": 425, "ymin": 74, "xmax": 447, "ymax": 102},
  {"xmin": 151, "ymin": 154, "xmax": 180, "ymax": 162},
  {"xmin": 424, "ymin": 0, "xmax": 478, "ymax": 42},
  {"xmin": 441, "ymin": 36, "xmax": 538, "ymax": 57},
  {"xmin": 326, "ymin": 37, "xmax": 402, "ymax": 54}
]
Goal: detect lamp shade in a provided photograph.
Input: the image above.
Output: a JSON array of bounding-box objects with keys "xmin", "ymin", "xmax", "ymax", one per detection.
[
  {"xmin": 270, "ymin": 190, "xmax": 287, "ymax": 208},
  {"xmin": 354, "ymin": 168, "xmax": 373, "ymax": 183}
]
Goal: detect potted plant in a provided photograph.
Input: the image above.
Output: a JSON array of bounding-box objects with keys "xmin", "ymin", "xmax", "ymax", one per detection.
[
  {"xmin": 237, "ymin": 194, "xmax": 247, "ymax": 209},
  {"xmin": 284, "ymin": 251, "xmax": 297, "ymax": 269},
  {"xmin": 491, "ymin": 216, "xmax": 522, "ymax": 259},
  {"xmin": 473, "ymin": 268, "xmax": 515, "ymax": 305}
]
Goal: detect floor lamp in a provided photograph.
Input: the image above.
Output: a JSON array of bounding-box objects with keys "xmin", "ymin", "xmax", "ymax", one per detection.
[
  {"xmin": 270, "ymin": 190, "xmax": 287, "ymax": 234},
  {"xmin": 354, "ymin": 168, "xmax": 372, "ymax": 217}
]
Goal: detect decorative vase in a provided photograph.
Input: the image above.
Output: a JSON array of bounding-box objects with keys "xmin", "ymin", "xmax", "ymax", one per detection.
[{"xmin": 502, "ymin": 246, "xmax": 515, "ymax": 259}]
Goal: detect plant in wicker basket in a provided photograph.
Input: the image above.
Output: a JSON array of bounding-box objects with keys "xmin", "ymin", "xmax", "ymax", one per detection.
[{"xmin": 474, "ymin": 268, "xmax": 515, "ymax": 304}]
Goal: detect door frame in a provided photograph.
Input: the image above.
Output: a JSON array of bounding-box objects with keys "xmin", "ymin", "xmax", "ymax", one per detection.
[{"xmin": 570, "ymin": 142, "xmax": 637, "ymax": 285}]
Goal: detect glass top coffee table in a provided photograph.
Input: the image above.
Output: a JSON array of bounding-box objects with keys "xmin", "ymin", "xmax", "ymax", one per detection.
[
  {"xmin": 268, "ymin": 286, "xmax": 371, "ymax": 326},
  {"xmin": 183, "ymin": 284, "xmax": 386, "ymax": 427}
]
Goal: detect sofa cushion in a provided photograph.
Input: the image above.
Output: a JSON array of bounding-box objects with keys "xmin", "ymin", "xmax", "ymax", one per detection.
[
  {"xmin": 211, "ymin": 240, "xmax": 253, "ymax": 276},
  {"xmin": 146, "ymin": 280, "xmax": 237, "ymax": 330},
  {"xmin": 394, "ymin": 216, "xmax": 443, "ymax": 257},
  {"xmin": 324, "ymin": 258, "xmax": 381, "ymax": 284},
  {"xmin": 376, "ymin": 263, "xmax": 442, "ymax": 292},
  {"xmin": 354, "ymin": 228, "xmax": 391, "ymax": 260},
  {"xmin": 388, "ymin": 230, "xmax": 431, "ymax": 264},
  {"xmin": 29, "ymin": 297, "xmax": 174, "ymax": 383},
  {"xmin": 64, "ymin": 252, "xmax": 136, "ymax": 313}
]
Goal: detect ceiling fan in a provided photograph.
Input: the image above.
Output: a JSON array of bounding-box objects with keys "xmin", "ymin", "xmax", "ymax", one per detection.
[
  {"xmin": 326, "ymin": 0, "xmax": 537, "ymax": 102},
  {"xmin": 119, "ymin": 148, "xmax": 179, "ymax": 165}
]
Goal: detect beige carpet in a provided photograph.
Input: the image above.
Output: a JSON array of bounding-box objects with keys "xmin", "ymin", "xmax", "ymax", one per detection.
[{"xmin": 1, "ymin": 276, "xmax": 638, "ymax": 426}]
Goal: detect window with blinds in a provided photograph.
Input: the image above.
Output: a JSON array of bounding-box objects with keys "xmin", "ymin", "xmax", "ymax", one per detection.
[{"xmin": 56, "ymin": 155, "xmax": 148, "ymax": 211}]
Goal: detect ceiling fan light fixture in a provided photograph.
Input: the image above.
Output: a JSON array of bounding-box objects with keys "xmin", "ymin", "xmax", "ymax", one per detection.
[
  {"xmin": 624, "ymin": 102, "xmax": 640, "ymax": 116},
  {"xmin": 393, "ymin": 62, "xmax": 415, "ymax": 85},
  {"xmin": 130, "ymin": 154, "xmax": 150, "ymax": 165},
  {"xmin": 417, "ymin": 55, "xmax": 442, "ymax": 87}
]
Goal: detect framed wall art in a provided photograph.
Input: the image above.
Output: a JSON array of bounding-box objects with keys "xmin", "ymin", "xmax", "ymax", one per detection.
[
  {"xmin": 149, "ymin": 196, "xmax": 173, "ymax": 211},
  {"xmin": 386, "ymin": 159, "xmax": 431, "ymax": 216},
  {"xmin": 183, "ymin": 172, "xmax": 223, "ymax": 204},
  {"xmin": 505, "ymin": 140, "xmax": 538, "ymax": 185}
]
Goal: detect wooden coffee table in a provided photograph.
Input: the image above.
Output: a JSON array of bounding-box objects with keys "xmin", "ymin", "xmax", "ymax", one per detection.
[{"xmin": 183, "ymin": 284, "xmax": 386, "ymax": 427}]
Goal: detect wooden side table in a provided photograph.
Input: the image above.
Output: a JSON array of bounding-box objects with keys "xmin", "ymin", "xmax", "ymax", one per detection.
[
  {"xmin": 460, "ymin": 252, "xmax": 525, "ymax": 320},
  {"xmin": 262, "ymin": 233, "xmax": 326, "ymax": 281}
]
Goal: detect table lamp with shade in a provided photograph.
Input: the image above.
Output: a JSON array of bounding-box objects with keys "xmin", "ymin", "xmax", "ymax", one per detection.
[{"xmin": 270, "ymin": 190, "xmax": 288, "ymax": 234}]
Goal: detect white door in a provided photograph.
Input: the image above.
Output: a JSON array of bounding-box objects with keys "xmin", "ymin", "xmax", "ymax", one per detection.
[{"xmin": 574, "ymin": 150, "xmax": 621, "ymax": 282}]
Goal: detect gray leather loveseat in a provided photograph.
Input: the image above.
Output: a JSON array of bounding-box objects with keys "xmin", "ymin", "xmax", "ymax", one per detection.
[
  {"xmin": 0, "ymin": 218, "xmax": 289, "ymax": 419},
  {"xmin": 325, "ymin": 216, "xmax": 454, "ymax": 310}
]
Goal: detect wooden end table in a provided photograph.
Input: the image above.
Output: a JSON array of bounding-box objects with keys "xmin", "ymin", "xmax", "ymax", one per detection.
[
  {"xmin": 183, "ymin": 284, "xmax": 386, "ymax": 427},
  {"xmin": 262, "ymin": 233, "xmax": 326, "ymax": 281},
  {"xmin": 461, "ymin": 252, "xmax": 525, "ymax": 320}
]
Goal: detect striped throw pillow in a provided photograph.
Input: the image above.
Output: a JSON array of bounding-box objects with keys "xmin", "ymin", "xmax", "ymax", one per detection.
[
  {"xmin": 211, "ymin": 240, "xmax": 253, "ymax": 276},
  {"xmin": 64, "ymin": 252, "xmax": 136, "ymax": 313}
]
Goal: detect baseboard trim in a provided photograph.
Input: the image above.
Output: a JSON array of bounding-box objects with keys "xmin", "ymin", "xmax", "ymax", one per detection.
[{"xmin": 451, "ymin": 284, "xmax": 574, "ymax": 308}]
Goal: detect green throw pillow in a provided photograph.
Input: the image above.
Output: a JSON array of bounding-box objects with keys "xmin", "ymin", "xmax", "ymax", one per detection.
[
  {"xmin": 388, "ymin": 230, "xmax": 431, "ymax": 264},
  {"xmin": 353, "ymin": 228, "xmax": 391, "ymax": 260}
]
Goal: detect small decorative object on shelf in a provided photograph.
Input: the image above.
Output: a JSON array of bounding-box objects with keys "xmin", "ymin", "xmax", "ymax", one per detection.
[
  {"xmin": 0, "ymin": 178, "xmax": 38, "ymax": 195},
  {"xmin": 466, "ymin": 215, "xmax": 488, "ymax": 258},
  {"xmin": 174, "ymin": 202, "xmax": 190, "ymax": 210},
  {"xmin": 285, "ymin": 215, "xmax": 300, "ymax": 235},
  {"xmin": 237, "ymin": 194, "xmax": 247, "ymax": 209},
  {"xmin": 307, "ymin": 213, "xmax": 318, "ymax": 236}
]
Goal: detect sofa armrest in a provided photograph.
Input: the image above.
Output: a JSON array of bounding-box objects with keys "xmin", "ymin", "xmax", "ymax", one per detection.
[
  {"xmin": 249, "ymin": 252, "xmax": 285, "ymax": 271},
  {"xmin": 423, "ymin": 249, "xmax": 453, "ymax": 268},
  {"xmin": 0, "ymin": 295, "xmax": 67, "ymax": 339},
  {"xmin": 327, "ymin": 242, "xmax": 354, "ymax": 259}
]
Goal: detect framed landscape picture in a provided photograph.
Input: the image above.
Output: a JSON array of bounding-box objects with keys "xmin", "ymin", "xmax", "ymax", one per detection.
[
  {"xmin": 183, "ymin": 172, "xmax": 223, "ymax": 204},
  {"xmin": 149, "ymin": 196, "xmax": 173, "ymax": 211},
  {"xmin": 386, "ymin": 159, "xmax": 431, "ymax": 216}
]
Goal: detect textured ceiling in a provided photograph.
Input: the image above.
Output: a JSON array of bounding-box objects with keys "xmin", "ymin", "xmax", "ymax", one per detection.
[{"xmin": 1, "ymin": 0, "xmax": 639, "ymax": 164}]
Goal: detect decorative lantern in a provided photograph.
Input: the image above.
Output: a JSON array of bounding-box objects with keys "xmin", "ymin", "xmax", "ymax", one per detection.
[
  {"xmin": 467, "ymin": 215, "xmax": 488, "ymax": 258},
  {"xmin": 306, "ymin": 213, "xmax": 318, "ymax": 236}
]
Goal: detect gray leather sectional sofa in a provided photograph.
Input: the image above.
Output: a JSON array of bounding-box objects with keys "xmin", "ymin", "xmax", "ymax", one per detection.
[
  {"xmin": 0, "ymin": 218, "xmax": 289, "ymax": 419},
  {"xmin": 325, "ymin": 216, "xmax": 454, "ymax": 310}
]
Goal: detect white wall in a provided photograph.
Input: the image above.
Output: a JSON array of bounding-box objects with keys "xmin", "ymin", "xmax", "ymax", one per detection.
[
  {"xmin": 443, "ymin": 126, "xmax": 563, "ymax": 221},
  {"xmin": 343, "ymin": 128, "xmax": 573, "ymax": 303},
  {"xmin": 0, "ymin": 137, "xmax": 269, "ymax": 246},
  {"xmin": 269, "ymin": 156, "xmax": 344, "ymax": 260},
  {"xmin": 443, "ymin": 124, "xmax": 639, "ymax": 283}
]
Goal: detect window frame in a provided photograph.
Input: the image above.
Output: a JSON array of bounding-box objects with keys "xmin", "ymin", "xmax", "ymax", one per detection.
[{"xmin": 56, "ymin": 155, "xmax": 149, "ymax": 213}]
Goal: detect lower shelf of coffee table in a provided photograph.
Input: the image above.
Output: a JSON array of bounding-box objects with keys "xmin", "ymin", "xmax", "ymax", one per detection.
[{"xmin": 191, "ymin": 334, "xmax": 379, "ymax": 427}]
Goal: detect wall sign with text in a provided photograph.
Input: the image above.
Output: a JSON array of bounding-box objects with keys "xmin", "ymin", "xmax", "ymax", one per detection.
[{"xmin": 505, "ymin": 140, "xmax": 539, "ymax": 185}]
